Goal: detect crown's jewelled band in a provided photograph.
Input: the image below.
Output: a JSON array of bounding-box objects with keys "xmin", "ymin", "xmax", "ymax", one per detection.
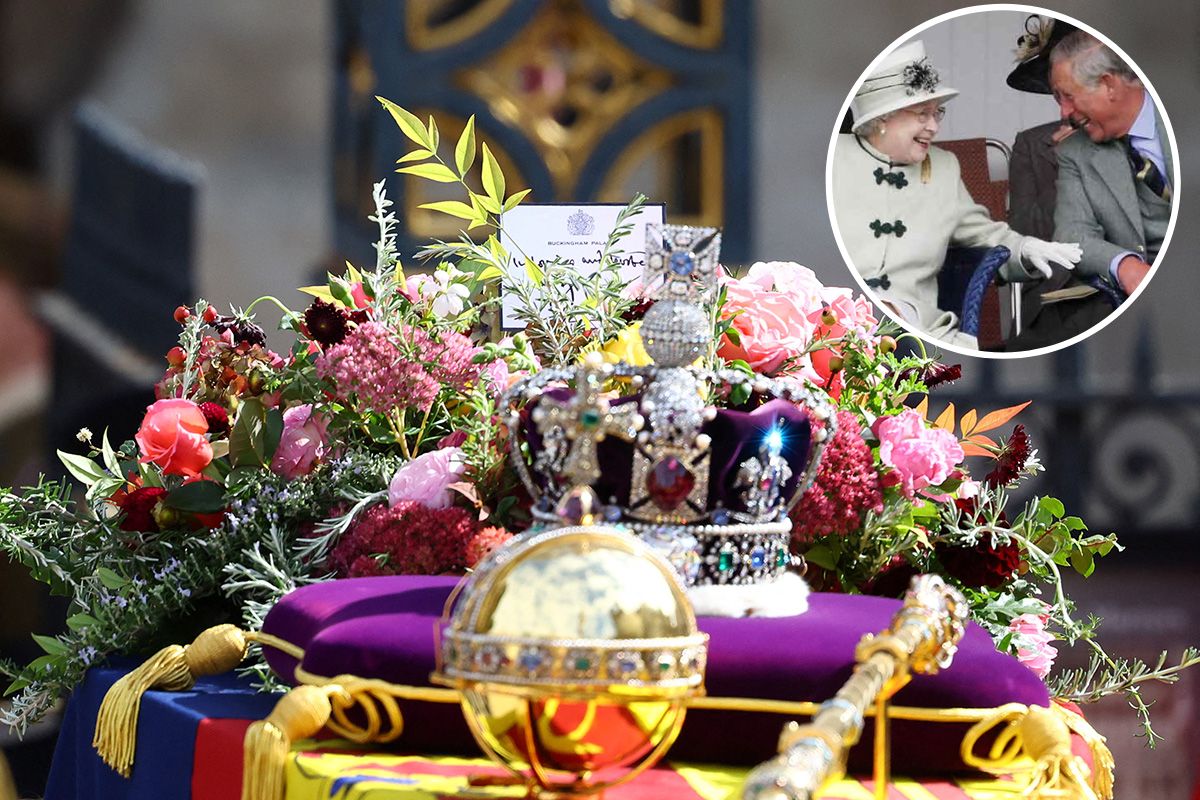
[
  {"xmin": 439, "ymin": 630, "xmax": 708, "ymax": 690},
  {"xmin": 624, "ymin": 522, "xmax": 796, "ymax": 586}
]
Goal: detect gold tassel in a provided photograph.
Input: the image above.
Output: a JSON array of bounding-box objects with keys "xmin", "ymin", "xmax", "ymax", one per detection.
[
  {"xmin": 241, "ymin": 685, "xmax": 334, "ymax": 800},
  {"xmin": 1019, "ymin": 705, "xmax": 1100, "ymax": 799},
  {"xmin": 93, "ymin": 624, "xmax": 249, "ymax": 776},
  {"xmin": 961, "ymin": 703, "xmax": 1113, "ymax": 800},
  {"xmin": 1054, "ymin": 703, "xmax": 1115, "ymax": 800}
]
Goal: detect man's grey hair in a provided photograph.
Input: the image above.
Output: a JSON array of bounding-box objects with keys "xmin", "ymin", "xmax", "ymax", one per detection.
[{"xmin": 1050, "ymin": 30, "xmax": 1141, "ymax": 89}]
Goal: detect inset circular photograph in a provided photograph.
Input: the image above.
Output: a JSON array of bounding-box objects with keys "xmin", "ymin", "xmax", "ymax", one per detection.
[{"xmin": 826, "ymin": 6, "xmax": 1179, "ymax": 356}]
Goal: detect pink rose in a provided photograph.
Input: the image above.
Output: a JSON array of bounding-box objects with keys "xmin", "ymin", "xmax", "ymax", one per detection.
[
  {"xmin": 270, "ymin": 404, "xmax": 329, "ymax": 479},
  {"xmin": 388, "ymin": 447, "xmax": 467, "ymax": 510},
  {"xmin": 136, "ymin": 399, "xmax": 213, "ymax": 478},
  {"xmin": 1008, "ymin": 612, "xmax": 1058, "ymax": 679},
  {"xmin": 718, "ymin": 276, "xmax": 816, "ymax": 374},
  {"xmin": 873, "ymin": 410, "xmax": 964, "ymax": 499}
]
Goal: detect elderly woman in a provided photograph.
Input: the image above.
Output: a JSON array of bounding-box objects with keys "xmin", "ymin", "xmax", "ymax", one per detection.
[{"xmin": 831, "ymin": 41, "xmax": 1081, "ymax": 349}]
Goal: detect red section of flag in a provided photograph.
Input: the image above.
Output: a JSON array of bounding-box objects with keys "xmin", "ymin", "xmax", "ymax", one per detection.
[{"xmin": 193, "ymin": 718, "xmax": 253, "ymax": 800}]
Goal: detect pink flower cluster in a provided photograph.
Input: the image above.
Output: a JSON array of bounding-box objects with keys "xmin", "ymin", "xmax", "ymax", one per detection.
[
  {"xmin": 315, "ymin": 322, "xmax": 482, "ymax": 415},
  {"xmin": 792, "ymin": 411, "xmax": 883, "ymax": 540},
  {"xmin": 326, "ymin": 500, "xmax": 512, "ymax": 578},
  {"xmin": 873, "ymin": 409, "xmax": 964, "ymax": 499},
  {"xmin": 1008, "ymin": 611, "xmax": 1058, "ymax": 679},
  {"xmin": 718, "ymin": 262, "xmax": 877, "ymax": 385}
]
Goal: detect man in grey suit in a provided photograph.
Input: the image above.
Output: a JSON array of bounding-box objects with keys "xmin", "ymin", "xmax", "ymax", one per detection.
[{"xmin": 1006, "ymin": 30, "xmax": 1172, "ymax": 350}]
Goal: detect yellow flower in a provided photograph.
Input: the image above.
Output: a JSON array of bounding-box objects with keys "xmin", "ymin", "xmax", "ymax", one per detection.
[{"xmin": 595, "ymin": 322, "xmax": 652, "ymax": 367}]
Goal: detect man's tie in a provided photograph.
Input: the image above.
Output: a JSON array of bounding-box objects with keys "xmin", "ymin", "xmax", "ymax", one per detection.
[{"xmin": 1121, "ymin": 136, "xmax": 1170, "ymax": 201}]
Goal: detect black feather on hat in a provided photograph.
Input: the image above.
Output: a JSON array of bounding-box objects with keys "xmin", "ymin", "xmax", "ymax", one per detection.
[{"xmin": 1006, "ymin": 15, "xmax": 1077, "ymax": 94}]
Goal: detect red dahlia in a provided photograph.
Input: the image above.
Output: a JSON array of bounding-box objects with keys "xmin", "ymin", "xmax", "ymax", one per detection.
[
  {"xmin": 198, "ymin": 402, "xmax": 229, "ymax": 435},
  {"xmin": 115, "ymin": 486, "xmax": 168, "ymax": 532},
  {"xmin": 936, "ymin": 537, "xmax": 1021, "ymax": 589}
]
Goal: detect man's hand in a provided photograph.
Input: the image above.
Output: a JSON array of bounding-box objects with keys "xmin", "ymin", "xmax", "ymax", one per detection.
[{"xmin": 1116, "ymin": 255, "xmax": 1151, "ymax": 294}]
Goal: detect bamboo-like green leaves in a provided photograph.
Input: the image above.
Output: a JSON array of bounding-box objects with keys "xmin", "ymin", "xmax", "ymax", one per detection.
[
  {"xmin": 455, "ymin": 115, "xmax": 477, "ymax": 175},
  {"xmin": 397, "ymin": 149, "xmax": 433, "ymax": 163},
  {"xmin": 481, "ymin": 142, "xmax": 505, "ymax": 205},
  {"xmin": 379, "ymin": 97, "xmax": 429, "ymax": 149},
  {"xmin": 396, "ymin": 162, "xmax": 459, "ymax": 183},
  {"xmin": 417, "ymin": 200, "xmax": 477, "ymax": 220},
  {"xmin": 378, "ymin": 98, "xmax": 530, "ymax": 229},
  {"xmin": 503, "ymin": 188, "xmax": 532, "ymax": 212}
]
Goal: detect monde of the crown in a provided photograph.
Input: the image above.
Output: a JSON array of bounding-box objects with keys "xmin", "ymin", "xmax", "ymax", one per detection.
[{"xmin": 500, "ymin": 224, "xmax": 835, "ymax": 589}]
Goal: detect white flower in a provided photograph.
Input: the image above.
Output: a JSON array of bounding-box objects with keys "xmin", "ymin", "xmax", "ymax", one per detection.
[
  {"xmin": 76, "ymin": 427, "xmax": 93, "ymax": 443},
  {"xmin": 418, "ymin": 267, "xmax": 470, "ymax": 318}
]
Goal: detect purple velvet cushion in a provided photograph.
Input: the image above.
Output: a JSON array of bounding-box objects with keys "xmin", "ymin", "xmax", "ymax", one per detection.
[{"xmin": 261, "ymin": 576, "xmax": 1049, "ymax": 772}]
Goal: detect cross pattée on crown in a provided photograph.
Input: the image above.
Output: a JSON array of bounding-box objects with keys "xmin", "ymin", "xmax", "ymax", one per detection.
[
  {"xmin": 530, "ymin": 353, "xmax": 644, "ymax": 488},
  {"xmin": 643, "ymin": 224, "xmax": 722, "ymax": 305}
]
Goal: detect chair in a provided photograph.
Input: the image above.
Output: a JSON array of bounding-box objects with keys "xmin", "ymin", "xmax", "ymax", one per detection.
[
  {"xmin": 41, "ymin": 103, "xmax": 202, "ymax": 457},
  {"xmin": 937, "ymin": 245, "xmax": 1010, "ymax": 339},
  {"xmin": 935, "ymin": 138, "xmax": 1014, "ymax": 349}
]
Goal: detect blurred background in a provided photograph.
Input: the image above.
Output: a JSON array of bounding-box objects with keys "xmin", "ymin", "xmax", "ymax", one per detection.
[{"xmin": 0, "ymin": 1, "xmax": 1196, "ymax": 797}]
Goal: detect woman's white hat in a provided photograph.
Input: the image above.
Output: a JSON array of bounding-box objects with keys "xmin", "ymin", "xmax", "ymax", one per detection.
[{"xmin": 851, "ymin": 41, "xmax": 958, "ymax": 131}]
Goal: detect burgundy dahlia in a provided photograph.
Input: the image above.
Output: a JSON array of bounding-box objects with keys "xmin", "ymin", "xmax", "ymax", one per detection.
[
  {"xmin": 860, "ymin": 555, "xmax": 919, "ymax": 599},
  {"xmin": 304, "ymin": 299, "xmax": 350, "ymax": 347},
  {"xmin": 985, "ymin": 424, "xmax": 1031, "ymax": 488},
  {"xmin": 936, "ymin": 537, "xmax": 1021, "ymax": 589}
]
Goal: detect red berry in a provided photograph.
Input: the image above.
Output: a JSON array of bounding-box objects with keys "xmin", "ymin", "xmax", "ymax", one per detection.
[
  {"xmin": 203, "ymin": 306, "xmax": 219, "ymax": 323},
  {"xmin": 173, "ymin": 306, "xmax": 191, "ymax": 324},
  {"xmin": 166, "ymin": 346, "xmax": 186, "ymax": 367}
]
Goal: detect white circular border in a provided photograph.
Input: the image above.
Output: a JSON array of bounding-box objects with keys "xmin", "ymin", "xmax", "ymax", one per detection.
[{"xmin": 823, "ymin": 3, "xmax": 1182, "ymax": 360}]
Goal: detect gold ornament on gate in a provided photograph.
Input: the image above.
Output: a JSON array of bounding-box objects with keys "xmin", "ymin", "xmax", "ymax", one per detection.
[{"xmin": 433, "ymin": 522, "xmax": 708, "ymax": 798}]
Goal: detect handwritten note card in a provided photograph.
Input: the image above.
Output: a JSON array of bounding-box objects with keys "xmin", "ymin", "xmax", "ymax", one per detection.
[{"xmin": 498, "ymin": 203, "xmax": 665, "ymax": 330}]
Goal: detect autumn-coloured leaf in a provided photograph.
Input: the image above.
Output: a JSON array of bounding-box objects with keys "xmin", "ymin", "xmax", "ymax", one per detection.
[
  {"xmin": 973, "ymin": 401, "xmax": 1031, "ymax": 434},
  {"xmin": 915, "ymin": 396, "xmax": 929, "ymax": 419},
  {"xmin": 933, "ymin": 402, "xmax": 956, "ymax": 432},
  {"xmin": 960, "ymin": 409, "xmax": 977, "ymax": 437},
  {"xmin": 965, "ymin": 433, "xmax": 998, "ymax": 449},
  {"xmin": 960, "ymin": 443, "xmax": 994, "ymax": 458}
]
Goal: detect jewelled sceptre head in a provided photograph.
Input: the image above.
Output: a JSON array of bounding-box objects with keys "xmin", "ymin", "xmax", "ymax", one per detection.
[{"xmin": 741, "ymin": 574, "xmax": 969, "ymax": 799}]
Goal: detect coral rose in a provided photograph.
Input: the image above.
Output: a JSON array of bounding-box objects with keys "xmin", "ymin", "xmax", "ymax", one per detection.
[
  {"xmin": 135, "ymin": 399, "xmax": 213, "ymax": 477},
  {"xmin": 873, "ymin": 410, "xmax": 964, "ymax": 499},
  {"xmin": 270, "ymin": 404, "xmax": 330, "ymax": 479},
  {"xmin": 718, "ymin": 277, "xmax": 815, "ymax": 374}
]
